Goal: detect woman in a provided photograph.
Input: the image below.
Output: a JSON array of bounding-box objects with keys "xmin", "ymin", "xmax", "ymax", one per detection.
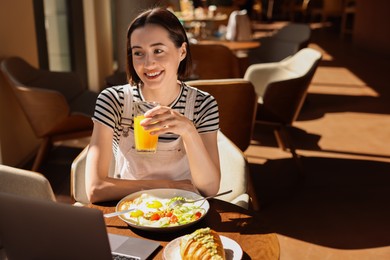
[{"xmin": 85, "ymin": 8, "xmax": 221, "ymax": 203}]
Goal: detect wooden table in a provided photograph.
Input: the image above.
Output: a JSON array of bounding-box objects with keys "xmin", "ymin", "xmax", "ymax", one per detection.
[
  {"xmin": 89, "ymin": 199, "xmax": 279, "ymax": 259},
  {"xmin": 196, "ymin": 40, "xmax": 260, "ymax": 52},
  {"xmin": 177, "ymin": 13, "xmax": 228, "ymax": 23}
]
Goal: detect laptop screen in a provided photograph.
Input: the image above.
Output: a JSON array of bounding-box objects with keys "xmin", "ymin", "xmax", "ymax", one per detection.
[{"xmin": 0, "ymin": 192, "xmax": 160, "ymax": 260}]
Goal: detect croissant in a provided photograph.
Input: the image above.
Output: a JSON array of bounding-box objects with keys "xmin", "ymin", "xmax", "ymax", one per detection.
[{"xmin": 180, "ymin": 227, "xmax": 226, "ymax": 260}]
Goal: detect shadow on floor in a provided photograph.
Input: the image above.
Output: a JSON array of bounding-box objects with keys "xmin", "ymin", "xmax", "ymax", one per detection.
[
  {"xmin": 250, "ymin": 156, "xmax": 390, "ymax": 250},
  {"xmin": 32, "ymin": 146, "xmax": 83, "ymax": 204}
]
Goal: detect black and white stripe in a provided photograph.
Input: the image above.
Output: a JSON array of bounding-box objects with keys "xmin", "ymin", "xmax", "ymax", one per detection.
[{"xmin": 92, "ymin": 83, "xmax": 219, "ymax": 155}]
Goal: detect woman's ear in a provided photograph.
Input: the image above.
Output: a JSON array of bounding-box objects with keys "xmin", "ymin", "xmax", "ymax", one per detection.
[{"xmin": 179, "ymin": 42, "xmax": 187, "ymax": 61}]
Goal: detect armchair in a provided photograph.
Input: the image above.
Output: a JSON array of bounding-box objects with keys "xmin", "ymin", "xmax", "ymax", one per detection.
[
  {"xmin": 0, "ymin": 57, "xmax": 98, "ymax": 171},
  {"xmin": 0, "ymin": 164, "xmax": 56, "ymax": 259},
  {"xmin": 244, "ymin": 48, "xmax": 322, "ymax": 172},
  {"xmin": 189, "ymin": 43, "xmax": 241, "ymax": 79},
  {"xmin": 186, "ymin": 78, "xmax": 257, "ymax": 152},
  {"xmin": 249, "ymin": 23, "xmax": 311, "ymax": 65}
]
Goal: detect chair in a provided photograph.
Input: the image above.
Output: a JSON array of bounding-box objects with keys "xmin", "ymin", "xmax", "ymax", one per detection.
[
  {"xmin": 244, "ymin": 48, "xmax": 322, "ymax": 172},
  {"xmin": 309, "ymin": 0, "xmax": 344, "ymax": 23},
  {"xmin": 340, "ymin": 0, "xmax": 356, "ymax": 38},
  {"xmin": 225, "ymin": 9, "xmax": 253, "ymax": 41},
  {"xmin": 185, "ymin": 78, "xmax": 257, "ymax": 152},
  {"xmin": 0, "ymin": 164, "xmax": 56, "ymax": 201},
  {"xmin": 71, "ymin": 131, "xmax": 255, "ymax": 210},
  {"xmin": 284, "ymin": 0, "xmax": 311, "ymax": 21},
  {"xmin": 248, "ymin": 23, "xmax": 311, "ymax": 65},
  {"xmin": 189, "ymin": 43, "xmax": 241, "ymax": 79},
  {"xmin": 0, "ymin": 57, "xmax": 98, "ymax": 171},
  {"xmin": 0, "ymin": 164, "xmax": 56, "ymax": 259}
]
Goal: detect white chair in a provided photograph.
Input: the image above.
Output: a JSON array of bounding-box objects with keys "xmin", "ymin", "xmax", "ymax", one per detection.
[
  {"xmin": 71, "ymin": 131, "xmax": 253, "ymax": 209},
  {"xmin": 216, "ymin": 131, "xmax": 252, "ymax": 209},
  {"xmin": 0, "ymin": 164, "xmax": 56, "ymax": 259},
  {"xmin": 0, "ymin": 164, "xmax": 56, "ymax": 201},
  {"xmin": 244, "ymin": 48, "xmax": 322, "ymax": 173},
  {"xmin": 225, "ymin": 9, "xmax": 253, "ymax": 41}
]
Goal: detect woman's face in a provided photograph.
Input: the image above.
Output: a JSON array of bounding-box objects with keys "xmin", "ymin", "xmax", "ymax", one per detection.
[{"xmin": 130, "ymin": 24, "xmax": 186, "ymax": 89}]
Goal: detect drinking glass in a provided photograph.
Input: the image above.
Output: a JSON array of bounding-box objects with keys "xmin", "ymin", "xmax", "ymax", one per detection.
[{"xmin": 133, "ymin": 101, "xmax": 159, "ymax": 153}]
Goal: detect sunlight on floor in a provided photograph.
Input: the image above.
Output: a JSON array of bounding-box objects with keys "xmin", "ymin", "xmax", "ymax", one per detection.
[
  {"xmin": 295, "ymin": 112, "xmax": 390, "ymax": 161},
  {"xmin": 309, "ymin": 67, "xmax": 379, "ymax": 97}
]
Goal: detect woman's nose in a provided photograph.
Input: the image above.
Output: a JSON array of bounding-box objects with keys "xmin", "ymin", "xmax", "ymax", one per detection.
[{"xmin": 144, "ymin": 54, "xmax": 155, "ymax": 67}]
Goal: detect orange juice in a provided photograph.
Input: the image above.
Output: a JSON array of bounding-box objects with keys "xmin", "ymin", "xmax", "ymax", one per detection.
[{"xmin": 134, "ymin": 115, "xmax": 158, "ymax": 153}]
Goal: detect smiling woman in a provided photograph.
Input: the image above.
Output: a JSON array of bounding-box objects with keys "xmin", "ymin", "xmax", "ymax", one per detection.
[{"xmin": 85, "ymin": 7, "xmax": 222, "ymax": 204}]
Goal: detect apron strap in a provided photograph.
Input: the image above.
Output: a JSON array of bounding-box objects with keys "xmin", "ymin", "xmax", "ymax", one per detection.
[
  {"xmin": 120, "ymin": 84, "xmax": 133, "ymax": 137},
  {"xmin": 184, "ymin": 83, "xmax": 197, "ymax": 121},
  {"xmin": 121, "ymin": 83, "xmax": 197, "ymax": 130}
]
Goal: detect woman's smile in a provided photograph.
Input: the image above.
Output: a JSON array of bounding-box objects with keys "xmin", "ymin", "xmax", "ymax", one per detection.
[{"xmin": 145, "ymin": 70, "xmax": 164, "ymax": 80}]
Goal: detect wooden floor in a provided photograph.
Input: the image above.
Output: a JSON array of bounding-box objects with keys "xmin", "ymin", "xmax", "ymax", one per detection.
[{"xmin": 34, "ymin": 24, "xmax": 390, "ymax": 259}]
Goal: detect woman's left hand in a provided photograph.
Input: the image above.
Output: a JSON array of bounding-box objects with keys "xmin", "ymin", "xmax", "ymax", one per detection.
[{"xmin": 141, "ymin": 105, "xmax": 195, "ymax": 137}]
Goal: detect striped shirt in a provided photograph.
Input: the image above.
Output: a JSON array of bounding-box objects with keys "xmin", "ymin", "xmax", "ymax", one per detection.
[{"xmin": 92, "ymin": 83, "xmax": 219, "ymax": 155}]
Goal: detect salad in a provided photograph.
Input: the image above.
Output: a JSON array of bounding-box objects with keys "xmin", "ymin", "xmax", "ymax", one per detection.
[{"xmin": 117, "ymin": 193, "xmax": 206, "ymax": 228}]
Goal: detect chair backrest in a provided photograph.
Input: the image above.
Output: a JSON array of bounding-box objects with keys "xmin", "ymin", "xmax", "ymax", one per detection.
[
  {"xmin": 71, "ymin": 131, "xmax": 250, "ymax": 209},
  {"xmin": 0, "ymin": 57, "xmax": 94, "ymax": 138},
  {"xmin": 245, "ymin": 48, "xmax": 322, "ymax": 124},
  {"xmin": 0, "ymin": 57, "xmax": 84, "ymax": 102},
  {"xmin": 0, "ymin": 164, "xmax": 56, "ymax": 258},
  {"xmin": 274, "ymin": 23, "xmax": 311, "ymax": 49},
  {"xmin": 248, "ymin": 38, "xmax": 301, "ymax": 64},
  {"xmin": 0, "ymin": 164, "xmax": 56, "ymax": 201},
  {"xmin": 226, "ymin": 9, "xmax": 252, "ymax": 41},
  {"xmin": 248, "ymin": 23, "xmax": 311, "ymax": 64},
  {"xmin": 70, "ymin": 146, "xmax": 89, "ymax": 205},
  {"xmin": 186, "ymin": 79, "xmax": 257, "ymax": 151},
  {"xmin": 0, "ymin": 58, "xmax": 70, "ymax": 137},
  {"xmin": 310, "ymin": 0, "xmax": 344, "ymax": 13},
  {"xmin": 189, "ymin": 43, "xmax": 241, "ymax": 79}
]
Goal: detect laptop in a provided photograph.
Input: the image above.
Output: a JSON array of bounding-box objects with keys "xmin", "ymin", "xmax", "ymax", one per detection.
[{"xmin": 0, "ymin": 192, "xmax": 160, "ymax": 260}]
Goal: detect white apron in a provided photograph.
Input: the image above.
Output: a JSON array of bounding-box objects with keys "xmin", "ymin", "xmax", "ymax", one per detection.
[{"xmin": 113, "ymin": 85, "xmax": 197, "ymax": 181}]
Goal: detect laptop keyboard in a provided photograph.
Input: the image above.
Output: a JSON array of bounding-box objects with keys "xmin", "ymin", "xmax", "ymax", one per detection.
[{"xmin": 112, "ymin": 253, "xmax": 141, "ymax": 260}]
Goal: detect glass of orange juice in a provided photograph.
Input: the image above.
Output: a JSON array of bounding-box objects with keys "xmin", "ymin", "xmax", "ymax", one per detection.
[{"xmin": 134, "ymin": 100, "xmax": 159, "ymax": 153}]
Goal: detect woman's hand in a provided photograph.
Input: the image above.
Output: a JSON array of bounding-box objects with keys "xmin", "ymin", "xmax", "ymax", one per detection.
[
  {"xmin": 143, "ymin": 105, "xmax": 220, "ymax": 197},
  {"xmin": 142, "ymin": 106, "xmax": 196, "ymax": 137}
]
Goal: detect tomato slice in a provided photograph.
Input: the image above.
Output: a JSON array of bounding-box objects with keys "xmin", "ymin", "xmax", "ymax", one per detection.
[
  {"xmin": 150, "ymin": 213, "xmax": 161, "ymax": 221},
  {"xmin": 170, "ymin": 215, "xmax": 178, "ymax": 223},
  {"xmin": 194, "ymin": 212, "xmax": 202, "ymax": 220}
]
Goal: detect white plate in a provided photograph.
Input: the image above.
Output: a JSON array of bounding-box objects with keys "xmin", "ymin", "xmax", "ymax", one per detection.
[
  {"xmin": 163, "ymin": 235, "xmax": 243, "ymax": 260},
  {"xmin": 116, "ymin": 189, "xmax": 209, "ymax": 232}
]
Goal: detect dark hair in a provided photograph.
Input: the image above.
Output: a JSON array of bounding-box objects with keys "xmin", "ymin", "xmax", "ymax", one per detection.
[{"xmin": 126, "ymin": 8, "xmax": 192, "ymax": 85}]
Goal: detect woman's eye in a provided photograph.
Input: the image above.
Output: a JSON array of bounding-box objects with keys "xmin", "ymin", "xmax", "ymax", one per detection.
[
  {"xmin": 154, "ymin": 49, "xmax": 163, "ymax": 54},
  {"xmin": 133, "ymin": 51, "xmax": 143, "ymax": 57}
]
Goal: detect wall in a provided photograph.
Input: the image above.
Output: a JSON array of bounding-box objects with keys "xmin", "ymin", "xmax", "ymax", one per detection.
[
  {"xmin": 83, "ymin": 0, "xmax": 114, "ymax": 92},
  {"xmin": 0, "ymin": 0, "xmax": 41, "ymax": 166},
  {"xmin": 354, "ymin": 0, "xmax": 390, "ymax": 56}
]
